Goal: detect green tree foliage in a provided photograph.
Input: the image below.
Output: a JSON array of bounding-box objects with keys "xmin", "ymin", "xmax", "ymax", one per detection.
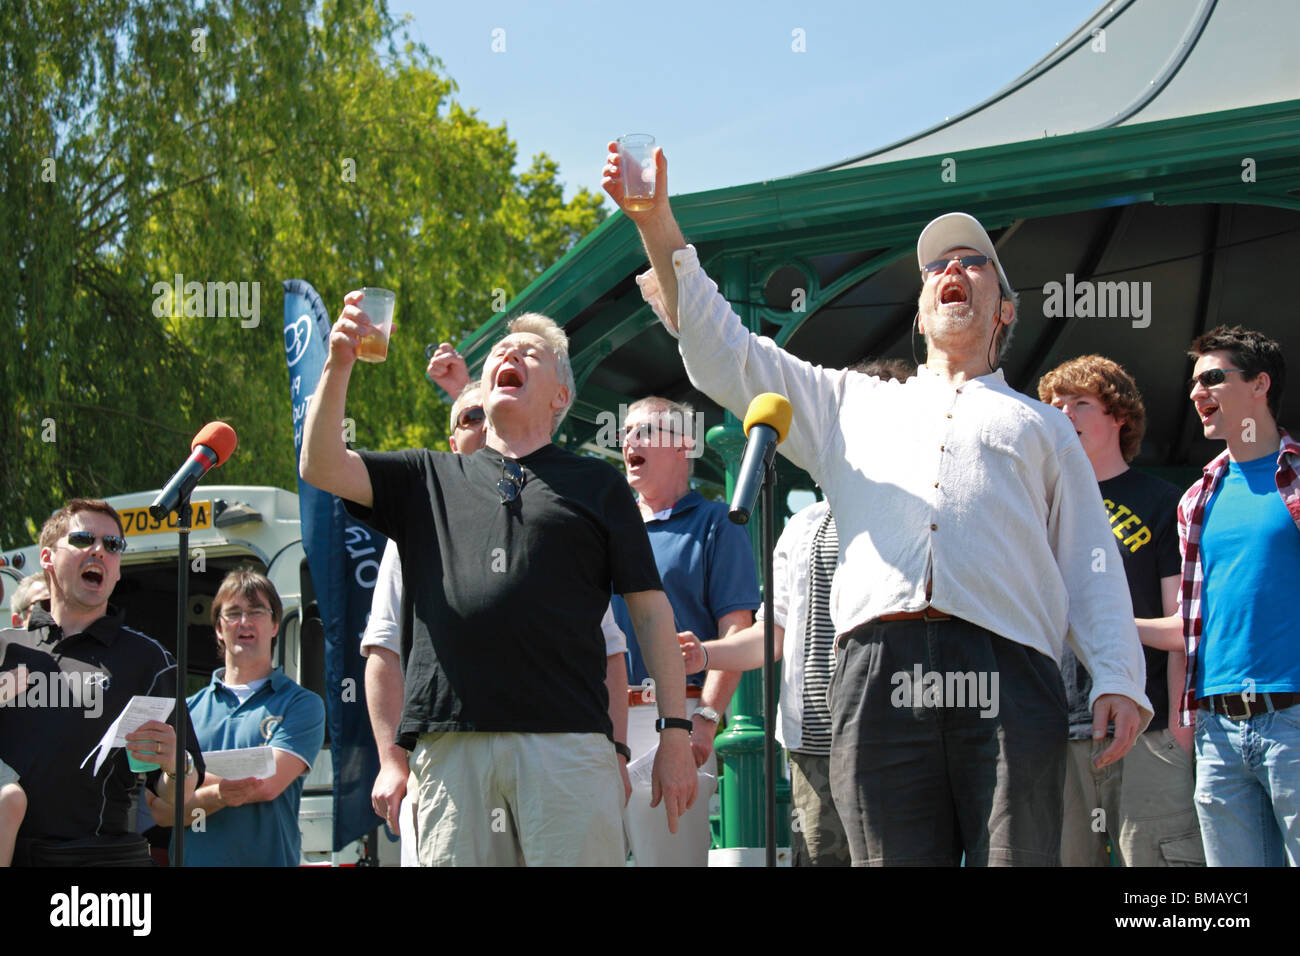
[{"xmin": 0, "ymin": 0, "xmax": 604, "ymax": 547}]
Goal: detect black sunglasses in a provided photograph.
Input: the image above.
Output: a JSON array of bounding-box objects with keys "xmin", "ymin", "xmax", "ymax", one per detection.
[
  {"xmin": 922, "ymin": 254, "xmax": 991, "ymax": 276},
  {"xmin": 456, "ymin": 406, "xmax": 485, "ymax": 430},
  {"xmin": 1188, "ymin": 368, "xmax": 1245, "ymax": 391},
  {"xmin": 497, "ymin": 459, "xmax": 525, "ymax": 506},
  {"xmin": 66, "ymin": 531, "xmax": 128, "ymax": 554}
]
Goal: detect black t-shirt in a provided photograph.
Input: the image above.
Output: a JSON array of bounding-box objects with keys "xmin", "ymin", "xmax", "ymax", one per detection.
[
  {"xmin": 1063, "ymin": 467, "xmax": 1183, "ymax": 736},
  {"xmin": 0, "ymin": 607, "xmax": 206, "ymax": 842},
  {"xmin": 346, "ymin": 443, "xmax": 662, "ymax": 739}
]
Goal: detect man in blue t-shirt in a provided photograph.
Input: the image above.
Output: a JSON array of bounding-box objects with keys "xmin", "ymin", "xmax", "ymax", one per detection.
[
  {"xmin": 1173, "ymin": 326, "xmax": 1300, "ymax": 866},
  {"xmin": 149, "ymin": 569, "xmax": 325, "ymax": 866},
  {"xmin": 611, "ymin": 395, "xmax": 760, "ymax": 867}
]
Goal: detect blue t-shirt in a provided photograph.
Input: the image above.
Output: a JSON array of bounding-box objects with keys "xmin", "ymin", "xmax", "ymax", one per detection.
[
  {"xmin": 1198, "ymin": 453, "xmax": 1300, "ymax": 697},
  {"xmin": 179, "ymin": 668, "xmax": 326, "ymax": 866},
  {"xmin": 612, "ymin": 490, "xmax": 760, "ymax": 686}
]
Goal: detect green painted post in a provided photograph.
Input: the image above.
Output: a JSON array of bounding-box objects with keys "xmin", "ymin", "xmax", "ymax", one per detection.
[{"xmin": 709, "ymin": 255, "xmax": 791, "ymax": 856}]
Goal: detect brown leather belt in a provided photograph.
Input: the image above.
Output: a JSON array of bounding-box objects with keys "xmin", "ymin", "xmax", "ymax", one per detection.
[
  {"xmin": 1197, "ymin": 691, "xmax": 1300, "ymax": 721},
  {"xmin": 875, "ymin": 608, "xmax": 953, "ymax": 623},
  {"xmin": 629, "ymin": 685, "xmax": 703, "ymax": 707}
]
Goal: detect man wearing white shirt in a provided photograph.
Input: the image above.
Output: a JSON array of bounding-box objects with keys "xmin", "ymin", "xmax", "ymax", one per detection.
[
  {"xmin": 678, "ymin": 359, "xmax": 913, "ymax": 866},
  {"xmin": 604, "ymin": 145, "xmax": 1151, "ymax": 866},
  {"xmin": 362, "ymin": 375, "xmax": 487, "ymax": 842}
]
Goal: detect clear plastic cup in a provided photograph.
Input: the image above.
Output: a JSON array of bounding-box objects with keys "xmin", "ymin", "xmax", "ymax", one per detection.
[
  {"xmin": 356, "ymin": 287, "xmax": 396, "ymax": 363},
  {"xmin": 618, "ymin": 134, "xmax": 657, "ymax": 211}
]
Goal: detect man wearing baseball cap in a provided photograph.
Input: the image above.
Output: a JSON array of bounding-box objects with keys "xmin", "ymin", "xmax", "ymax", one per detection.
[{"xmin": 605, "ymin": 144, "xmax": 1151, "ymax": 866}]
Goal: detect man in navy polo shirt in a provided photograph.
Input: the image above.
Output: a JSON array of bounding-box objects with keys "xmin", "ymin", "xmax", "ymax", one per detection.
[
  {"xmin": 612, "ymin": 395, "xmax": 760, "ymax": 866},
  {"xmin": 150, "ymin": 569, "xmax": 325, "ymax": 866}
]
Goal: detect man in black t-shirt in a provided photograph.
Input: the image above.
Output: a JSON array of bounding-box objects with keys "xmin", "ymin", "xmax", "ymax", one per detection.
[
  {"xmin": 1039, "ymin": 357, "xmax": 1205, "ymax": 866},
  {"xmin": 302, "ymin": 298, "xmax": 697, "ymax": 866}
]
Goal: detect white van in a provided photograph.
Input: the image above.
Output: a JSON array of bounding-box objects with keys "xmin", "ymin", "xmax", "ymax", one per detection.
[{"xmin": 0, "ymin": 486, "xmax": 399, "ymax": 866}]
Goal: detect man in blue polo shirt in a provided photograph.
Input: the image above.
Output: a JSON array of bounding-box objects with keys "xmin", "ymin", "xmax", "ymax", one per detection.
[
  {"xmin": 612, "ymin": 395, "xmax": 760, "ymax": 866},
  {"xmin": 149, "ymin": 568, "xmax": 325, "ymax": 866}
]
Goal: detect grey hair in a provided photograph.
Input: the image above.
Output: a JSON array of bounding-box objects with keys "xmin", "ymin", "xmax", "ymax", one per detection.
[{"xmin": 506, "ymin": 313, "xmax": 575, "ymax": 434}]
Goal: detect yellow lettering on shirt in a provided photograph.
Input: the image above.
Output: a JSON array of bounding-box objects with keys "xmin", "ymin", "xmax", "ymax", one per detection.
[
  {"xmin": 1104, "ymin": 500, "xmax": 1152, "ymax": 553},
  {"xmin": 1122, "ymin": 526, "xmax": 1152, "ymax": 551}
]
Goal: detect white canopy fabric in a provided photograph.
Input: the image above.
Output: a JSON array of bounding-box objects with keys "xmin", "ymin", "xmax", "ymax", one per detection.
[{"xmin": 823, "ymin": 0, "xmax": 1300, "ymax": 171}]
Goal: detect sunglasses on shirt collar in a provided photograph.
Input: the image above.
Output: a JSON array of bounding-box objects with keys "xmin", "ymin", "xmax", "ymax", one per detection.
[
  {"xmin": 65, "ymin": 531, "xmax": 128, "ymax": 554},
  {"xmin": 498, "ymin": 459, "xmax": 525, "ymax": 506}
]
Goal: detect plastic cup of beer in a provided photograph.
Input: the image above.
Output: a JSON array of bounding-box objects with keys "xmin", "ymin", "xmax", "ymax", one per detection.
[
  {"xmin": 357, "ymin": 287, "xmax": 396, "ymax": 363},
  {"xmin": 618, "ymin": 134, "xmax": 657, "ymax": 211}
]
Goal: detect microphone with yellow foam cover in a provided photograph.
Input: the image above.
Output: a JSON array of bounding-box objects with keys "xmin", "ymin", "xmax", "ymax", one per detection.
[{"xmin": 730, "ymin": 393, "xmax": 793, "ymax": 524}]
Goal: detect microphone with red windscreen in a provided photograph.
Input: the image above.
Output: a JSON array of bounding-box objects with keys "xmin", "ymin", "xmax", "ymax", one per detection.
[{"xmin": 149, "ymin": 422, "xmax": 239, "ymax": 520}]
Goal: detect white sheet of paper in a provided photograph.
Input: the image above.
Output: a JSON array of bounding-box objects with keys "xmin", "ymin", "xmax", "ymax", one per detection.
[
  {"xmin": 625, "ymin": 744, "xmax": 718, "ymax": 798},
  {"xmin": 627, "ymin": 745, "xmax": 657, "ymax": 790},
  {"xmin": 81, "ymin": 695, "xmax": 175, "ymax": 775},
  {"xmin": 202, "ymin": 746, "xmax": 276, "ymax": 780}
]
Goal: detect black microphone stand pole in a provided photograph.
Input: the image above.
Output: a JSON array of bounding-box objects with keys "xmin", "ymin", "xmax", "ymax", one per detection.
[
  {"xmin": 170, "ymin": 499, "xmax": 191, "ymax": 866},
  {"xmin": 761, "ymin": 461, "xmax": 777, "ymax": 868}
]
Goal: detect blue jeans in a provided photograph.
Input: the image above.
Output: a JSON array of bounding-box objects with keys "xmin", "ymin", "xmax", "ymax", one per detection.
[{"xmin": 1194, "ymin": 703, "xmax": 1300, "ymax": 866}]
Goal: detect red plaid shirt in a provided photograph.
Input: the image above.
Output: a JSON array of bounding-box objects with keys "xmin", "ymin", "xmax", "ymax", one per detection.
[{"xmin": 1176, "ymin": 428, "xmax": 1300, "ymax": 726}]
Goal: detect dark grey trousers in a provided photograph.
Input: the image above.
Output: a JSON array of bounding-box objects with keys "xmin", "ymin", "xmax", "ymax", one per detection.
[{"xmin": 828, "ymin": 617, "xmax": 1066, "ymax": 866}]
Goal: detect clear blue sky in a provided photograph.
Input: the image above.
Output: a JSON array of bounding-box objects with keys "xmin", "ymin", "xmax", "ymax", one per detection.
[{"xmin": 394, "ymin": 0, "xmax": 1105, "ymax": 202}]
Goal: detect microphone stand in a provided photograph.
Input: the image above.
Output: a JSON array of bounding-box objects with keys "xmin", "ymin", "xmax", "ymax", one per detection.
[
  {"xmin": 170, "ymin": 499, "xmax": 191, "ymax": 866},
  {"xmin": 761, "ymin": 461, "xmax": 777, "ymax": 868}
]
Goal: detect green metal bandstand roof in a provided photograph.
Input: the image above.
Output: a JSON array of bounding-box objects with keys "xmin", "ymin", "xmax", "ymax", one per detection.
[{"xmin": 459, "ymin": 0, "xmax": 1300, "ymax": 495}]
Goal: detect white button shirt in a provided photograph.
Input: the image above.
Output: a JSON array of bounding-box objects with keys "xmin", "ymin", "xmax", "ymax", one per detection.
[{"xmin": 638, "ymin": 246, "xmax": 1151, "ymax": 723}]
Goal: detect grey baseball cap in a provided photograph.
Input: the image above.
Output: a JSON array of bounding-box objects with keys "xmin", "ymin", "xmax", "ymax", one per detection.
[{"xmin": 917, "ymin": 212, "xmax": 1013, "ymax": 298}]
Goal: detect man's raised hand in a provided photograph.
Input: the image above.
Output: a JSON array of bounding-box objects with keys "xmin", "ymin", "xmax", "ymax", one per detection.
[
  {"xmin": 426, "ymin": 342, "xmax": 471, "ymax": 398},
  {"xmin": 602, "ymin": 141, "xmax": 669, "ymax": 220},
  {"xmin": 328, "ymin": 290, "xmax": 375, "ymax": 369}
]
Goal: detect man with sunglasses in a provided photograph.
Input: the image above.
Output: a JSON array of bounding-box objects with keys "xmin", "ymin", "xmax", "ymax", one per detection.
[
  {"xmin": 605, "ymin": 146, "xmax": 1150, "ymax": 866},
  {"xmin": 303, "ymin": 296, "xmax": 697, "ymax": 866},
  {"xmin": 1149, "ymin": 326, "xmax": 1299, "ymax": 866},
  {"xmin": 361, "ymin": 372, "xmax": 487, "ymax": 854},
  {"xmin": 0, "ymin": 498, "xmax": 204, "ymax": 866}
]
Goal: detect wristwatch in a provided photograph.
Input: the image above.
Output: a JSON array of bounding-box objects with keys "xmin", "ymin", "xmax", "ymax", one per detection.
[
  {"xmin": 166, "ymin": 752, "xmax": 196, "ymax": 778},
  {"xmin": 695, "ymin": 706, "xmax": 721, "ymax": 725},
  {"xmin": 655, "ymin": 717, "xmax": 693, "ymax": 734}
]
